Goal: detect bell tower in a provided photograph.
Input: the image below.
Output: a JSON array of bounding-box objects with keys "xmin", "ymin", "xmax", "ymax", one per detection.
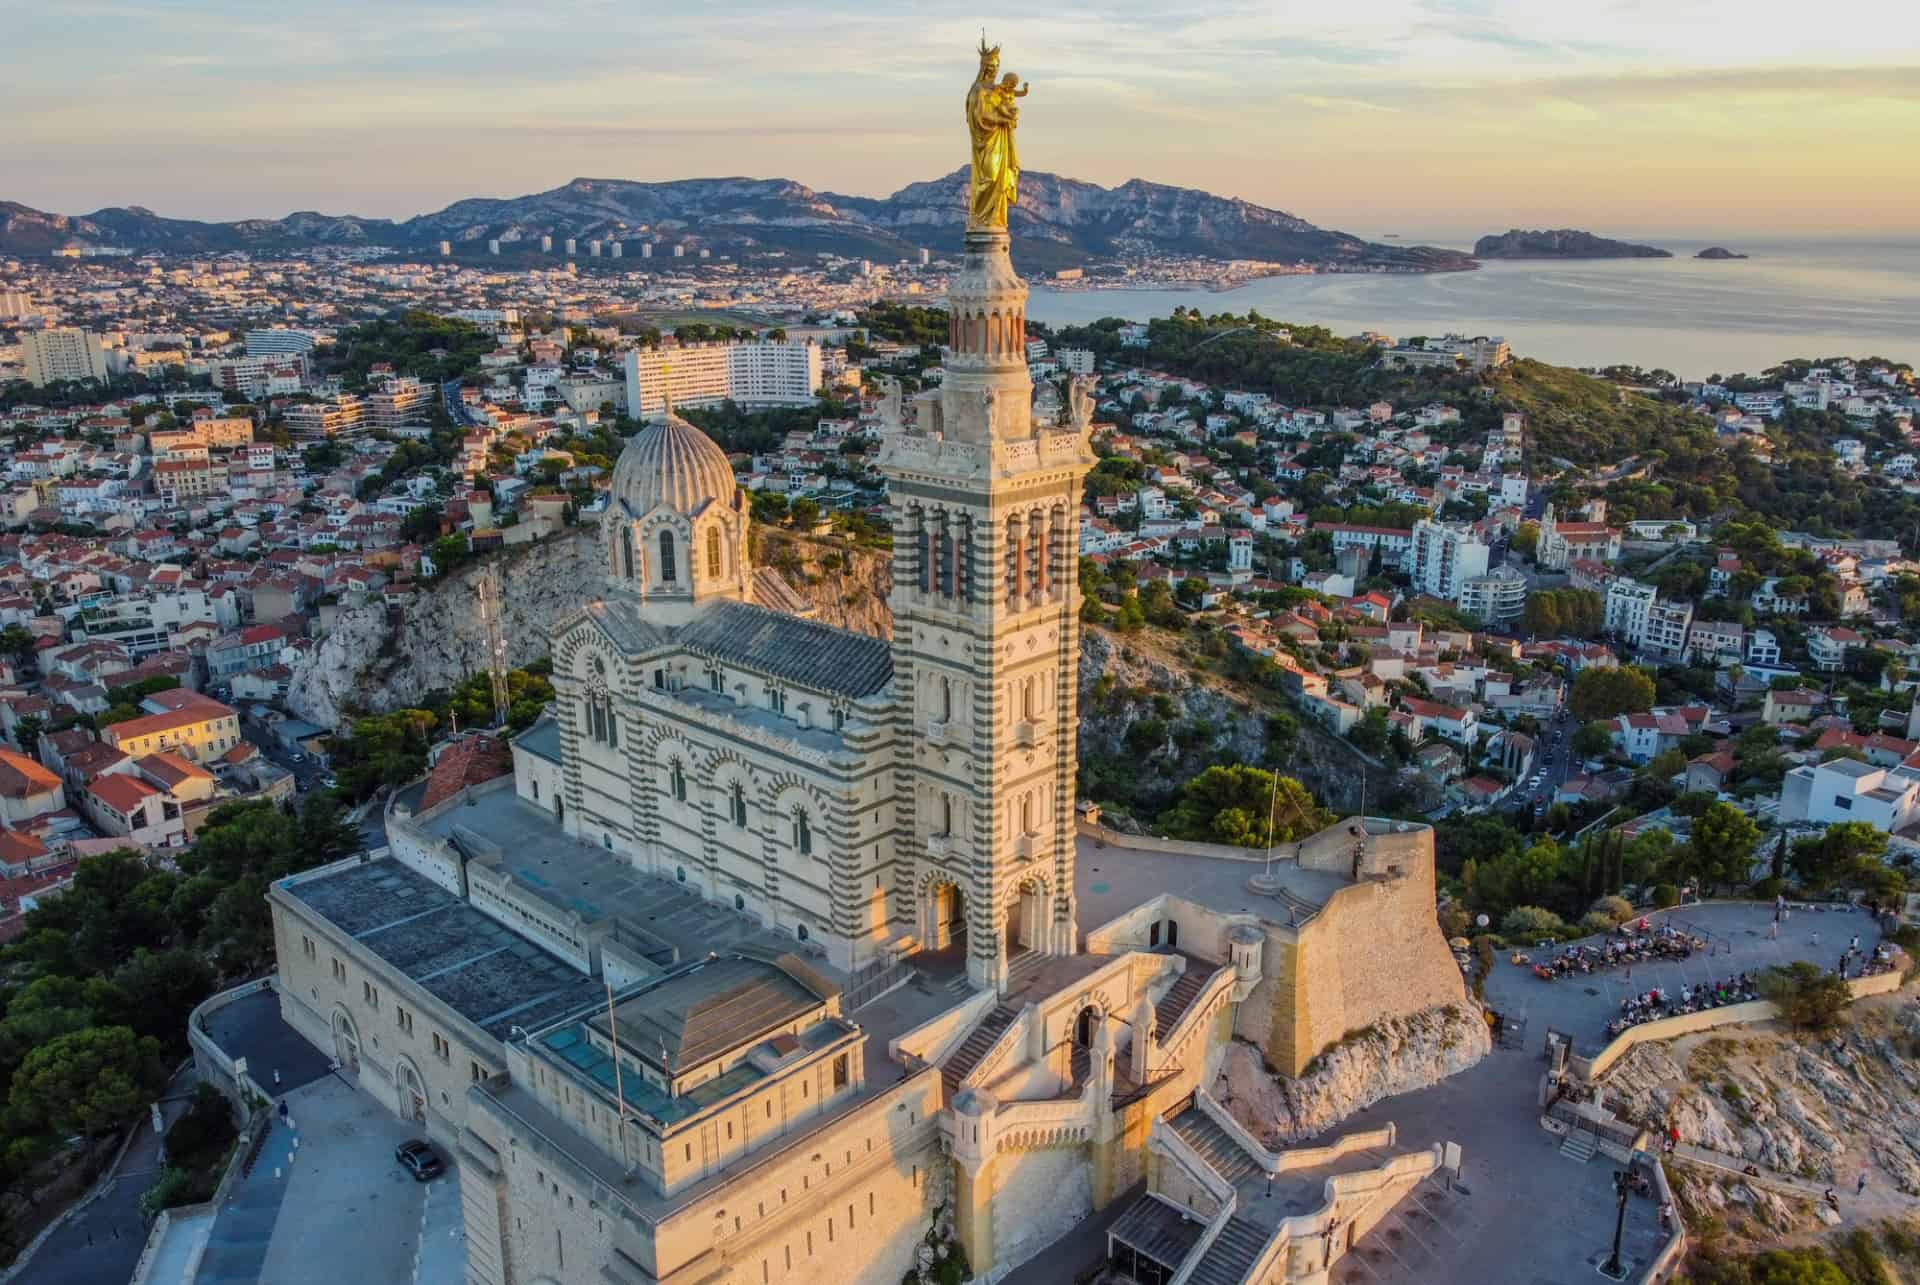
[{"xmin": 879, "ymin": 224, "xmax": 1097, "ymax": 992}]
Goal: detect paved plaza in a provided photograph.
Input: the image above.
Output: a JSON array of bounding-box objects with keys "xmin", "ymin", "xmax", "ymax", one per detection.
[
  {"xmin": 199, "ymin": 986, "xmax": 335, "ymax": 1093},
  {"xmin": 198, "ymin": 1074, "xmax": 444, "ymax": 1285},
  {"xmin": 1483, "ymin": 900, "xmax": 1882, "ymax": 1052}
]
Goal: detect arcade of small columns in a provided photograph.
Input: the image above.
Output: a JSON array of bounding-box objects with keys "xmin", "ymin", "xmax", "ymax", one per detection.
[
  {"xmin": 947, "ymin": 304, "xmax": 1028, "ymax": 362},
  {"xmin": 899, "ymin": 499, "xmax": 1074, "ymax": 612}
]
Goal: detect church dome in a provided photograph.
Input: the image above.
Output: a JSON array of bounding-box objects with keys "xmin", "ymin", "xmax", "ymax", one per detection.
[{"xmin": 611, "ymin": 414, "xmax": 736, "ymax": 517}]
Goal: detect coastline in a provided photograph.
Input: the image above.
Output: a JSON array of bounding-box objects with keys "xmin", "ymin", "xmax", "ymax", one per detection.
[{"xmin": 1022, "ymin": 238, "xmax": 1920, "ymax": 378}]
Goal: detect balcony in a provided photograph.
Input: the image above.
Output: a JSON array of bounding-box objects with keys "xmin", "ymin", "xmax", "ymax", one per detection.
[
  {"xmin": 926, "ymin": 833, "xmax": 952, "ymax": 858},
  {"xmin": 926, "ymin": 720, "xmax": 949, "ymax": 746},
  {"xmin": 1014, "ymin": 833, "xmax": 1040, "ymax": 861},
  {"xmin": 1012, "ymin": 720, "xmax": 1040, "ymax": 748}
]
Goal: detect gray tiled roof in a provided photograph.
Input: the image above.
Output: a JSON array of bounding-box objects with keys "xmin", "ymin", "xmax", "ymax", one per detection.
[
  {"xmin": 583, "ymin": 598, "xmax": 674, "ymax": 655},
  {"xmin": 600, "ymin": 956, "xmax": 820, "ymax": 1073},
  {"xmin": 678, "ymin": 600, "xmax": 893, "ymax": 699}
]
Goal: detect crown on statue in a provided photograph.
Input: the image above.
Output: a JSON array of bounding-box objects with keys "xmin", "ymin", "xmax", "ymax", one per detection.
[{"xmin": 977, "ymin": 32, "xmax": 1000, "ymax": 63}]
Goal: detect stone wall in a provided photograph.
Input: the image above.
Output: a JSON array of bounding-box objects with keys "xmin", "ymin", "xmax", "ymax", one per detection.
[{"xmin": 989, "ymin": 1145, "xmax": 1094, "ymax": 1274}]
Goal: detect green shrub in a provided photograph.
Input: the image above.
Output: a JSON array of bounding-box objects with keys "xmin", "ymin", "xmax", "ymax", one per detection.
[
  {"xmin": 1578, "ymin": 911, "xmax": 1618, "ymax": 937},
  {"xmin": 1589, "ymin": 894, "xmax": 1635, "ymax": 926},
  {"xmin": 1501, "ymin": 905, "xmax": 1568, "ymax": 939},
  {"xmin": 1653, "ymin": 884, "xmax": 1681, "ymax": 909}
]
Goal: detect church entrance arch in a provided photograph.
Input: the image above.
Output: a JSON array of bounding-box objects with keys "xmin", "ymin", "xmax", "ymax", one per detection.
[
  {"xmin": 331, "ymin": 1008, "xmax": 360, "ymax": 1076},
  {"xmin": 1006, "ymin": 877, "xmax": 1047, "ymax": 955},
  {"xmin": 1073, "ymin": 1004, "xmax": 1102, "ymax": 1048},
  {"xmin": 924, "ymin": 880, "xmax": 967, "ymax": 951}
]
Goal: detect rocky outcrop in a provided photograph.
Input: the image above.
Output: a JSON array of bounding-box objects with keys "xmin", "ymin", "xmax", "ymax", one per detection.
[
  {"xmin": 1212, "ymin": 1006, "xmax": 1491, "ymax": 1145},
  {"xmin": 286, "ymin": 531, "xmax": 602, "ymax": 728},
  {"xmin": 1695, "ymin": 246, "xmax": 1749, "ymax": 260},
  {"xmin": 1603, "ymin": 1002, "xmax": 1920, "ymax": 1194},
  {"xmin": 285, "ymin": 525, "xmax": 893, "ymax": 729},
  {"xmin": 1076, "ymin": 629, "xmax": 1390, "ymax": 814},
  {"xmin": 751, "ymin": 529, "xmax": 892, "ymax": 640}
]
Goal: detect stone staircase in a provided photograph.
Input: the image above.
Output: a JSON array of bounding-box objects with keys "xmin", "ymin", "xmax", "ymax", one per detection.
[
  {"xmin": 1184, "ymin": 1214, "xmax": 1270, "ymax": 1285},
  {"xmin": 1004, "ymin": 947, "xmax": 1046, "ymax": 992},
  {"xmin": 1168, "ymin": 1107, "xmax": 1263, "ymax": 1186},
  {"xmin": 1154, "ymin": 961, "xmax": 1221, "ymax": 1041},
  {"xmin": 1560, "ymin": 1128, "xmax": 1597, "ymax": 1164},
  {"xmin": 940, "ymin": 1004, "xmax": 1020, "ymax": 1098}
]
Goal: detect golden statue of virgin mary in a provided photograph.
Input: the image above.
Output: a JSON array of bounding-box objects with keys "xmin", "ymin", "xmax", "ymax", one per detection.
[{"xmin": 965, "ymin": 37, "xmax": 1025, "ymax": 231}]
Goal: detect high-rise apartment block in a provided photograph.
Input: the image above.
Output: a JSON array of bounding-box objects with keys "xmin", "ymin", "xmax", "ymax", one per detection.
[
  {"xmin": 1408, "ymin": 518, "xmax": 1491, "ymax": 602},
  {"xmin": 23, "ymin": 327, "xmax": 110, "ymax": 386},
  {"xmin": 243, "ymin": 328, "xmax": 317, "ymax": 358},
  {"xmin": 623, "ymin": 341, "xmax": 823, "ymax": 416}
]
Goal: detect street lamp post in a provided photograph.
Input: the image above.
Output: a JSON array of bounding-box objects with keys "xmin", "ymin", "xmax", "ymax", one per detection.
[{"xmin": 1602, "ymin": 1169, "xmax": 1630, "ymax": 1278}]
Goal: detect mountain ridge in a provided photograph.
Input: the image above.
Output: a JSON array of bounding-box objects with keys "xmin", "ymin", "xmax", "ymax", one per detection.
[{"xmin": 0, "ymin": 172, "xmax": 1474, "ymax": 271}]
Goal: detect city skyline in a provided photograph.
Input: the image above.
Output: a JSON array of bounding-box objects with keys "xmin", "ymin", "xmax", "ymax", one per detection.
[{"xmin": 3, "ymin": 0, "xmax": 1915, "ymax": 241}]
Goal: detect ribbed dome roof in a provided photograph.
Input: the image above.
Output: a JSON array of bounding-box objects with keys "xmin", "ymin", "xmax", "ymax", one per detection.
[{"xmin": 611, "ymin": 414, "xmax": 736, "ymax": 517}]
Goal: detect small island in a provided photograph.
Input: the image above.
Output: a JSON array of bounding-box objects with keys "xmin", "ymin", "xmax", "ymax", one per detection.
[
  {"xmin": 1695, "ymin": 246, "xmax": 1749, "ymax": 260},
  {"xmin": 1472, "ymin": 228, "xmax": 1671, "ymax": 260}
]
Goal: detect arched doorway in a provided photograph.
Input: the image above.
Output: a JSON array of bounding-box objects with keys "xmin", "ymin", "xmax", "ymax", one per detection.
[
  {"xmin": 398, "ymin": 1060, "xmax": 426, "ymax": 1124},
  {"xmin": 927, "ymin": 881, "xmax": 966, "ymax": 951},
  {"xmin": 1073, "ymin": 1005, "xmax": 1101, "ymax": 1048},
  {"xmin": 1006, "ymin": 878, "xmax": 1047, "ymax": 955},
  {"xmin": 331, "ymin": 1009, "xmax": 360, "ymax": 1075}
]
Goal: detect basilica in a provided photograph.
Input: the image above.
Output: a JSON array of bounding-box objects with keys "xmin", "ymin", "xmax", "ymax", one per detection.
[
  {"xmin": 538, "ymin": 216, "xmax": 1095, "ymax": 992},
  {"xmin": 259, "ymin": 46, "xmax": 1472, "ymax": 1285}
]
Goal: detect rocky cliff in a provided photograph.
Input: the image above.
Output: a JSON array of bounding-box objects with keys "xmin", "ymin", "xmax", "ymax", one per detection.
[
  {"xmin": 1604, "ymin": 1000, "xmax": 1920, "ymax": 1196},
  {"xmin": 1076, "ymin": 628, "xmax": 1391, "ymax": 816},
  {"xmin": 1212, "ymin": 1006, "xmax": 1492, "ymax": 1145},
  {"xmin": 284, "ymin": 525, "xmax": 894, "ymax": 728}
]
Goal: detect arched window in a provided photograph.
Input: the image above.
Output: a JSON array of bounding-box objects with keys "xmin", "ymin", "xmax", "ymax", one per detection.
[
  {"xmin": 658, "ymin": 530, "xmax": 677, "ymax": 584},
  {"xmin": 621, "ymin": 526, "xmax": 635, "ymax": 580},
  {"xmin": 794, "ymin": 809, "xmax": 812, "ymax": 856},
  {"xmin": 734, "ymin": 893, "xmax": 745, "ymax": 910},
  {"xmin": 730, "ymin": 781, "xmax": 748, "ymax": 828},
  {"xmin": 1020, "ymin": 794, "xmax": 1033, "ymax": 836},
  {"xmin": 797, "ymin": 924, "xmax": 809, "ymax": 942},
  {"xmin": 669, "ymin": 761, "xmax": 686, "ymax": 802},
  {"xmin": 940, "ymin": 676, "xmax": 953, "ymax": 723},
  {"xmin": 706, "ymin": 527, "xmax": 723, "ymax": 579},
  {"xmin": 1021, "ymin": 678, "xmax": 1035, "ymax": 722},
  {"xmin": 676, "ymin": 865, "xmax": 686, "ymax": 883},
  {"xmin": 940, "ymin": 794, "xmax": 954, "ymax": 837}
]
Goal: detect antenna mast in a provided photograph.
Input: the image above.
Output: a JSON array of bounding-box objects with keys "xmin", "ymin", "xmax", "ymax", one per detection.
[{"xmin": 479, "ymin": 562, "xmax": 511, "ymax": 728}]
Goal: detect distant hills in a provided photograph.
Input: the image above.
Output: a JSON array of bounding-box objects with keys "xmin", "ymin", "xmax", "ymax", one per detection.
[
  {"xmin": 1472, "ymin": 228, "xmax": 1672, "ymax": 260},
  {"xmin": 0, "ymin": 172, "xmax": 1475, "ymax": 272}
]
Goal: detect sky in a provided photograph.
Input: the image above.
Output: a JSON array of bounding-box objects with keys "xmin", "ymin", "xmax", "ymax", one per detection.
[{"xmin": 2, "ymin": 0, "xmax": 1916, "ymax": 243}]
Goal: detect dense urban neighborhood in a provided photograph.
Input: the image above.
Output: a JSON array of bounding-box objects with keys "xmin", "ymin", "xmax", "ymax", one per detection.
[{"xmin": 4, "ymin": 229, "xmax": 1920, "ymax": 1285}]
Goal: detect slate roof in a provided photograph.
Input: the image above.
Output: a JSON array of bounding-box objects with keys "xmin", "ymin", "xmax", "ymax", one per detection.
[
  {"xmin": 599, "ymin": 955, "xmax": 822, "ymax": 1075},
  {"xmin": 678, "ymin": 600, "xmax": 892, "ymax": 699},
  {"xmin": 582, "ymin": 598, "xmax": 672, "ymax": 655}
]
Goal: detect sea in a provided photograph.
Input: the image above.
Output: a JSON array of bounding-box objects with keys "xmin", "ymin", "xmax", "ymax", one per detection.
[{"xmin": 1022, "ymin": 238, "xmax": 1920, "ymax": 382}]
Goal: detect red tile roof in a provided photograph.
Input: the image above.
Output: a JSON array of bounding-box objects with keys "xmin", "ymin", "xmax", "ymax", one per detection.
[{"xmin": 419, "ymin": 735, "xmax": 511, "ymax": 811}]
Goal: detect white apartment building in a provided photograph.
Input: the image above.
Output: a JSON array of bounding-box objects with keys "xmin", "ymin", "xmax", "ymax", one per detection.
[
  {"xmin": 1781, "ymin": 757, "xmax": 1920, "ymax": 834},
  {"xmin": 623, "ymin": 341, "xmax": 823, "ymax": 417},
  {"xmin": 1057, "ymin": 348, "xmax": 1095, "ymax": 375},
  {"xmin": 1643, "ymin": 599, "xmax": 1695, "ymax": 662},
  {"xmin": 1459, "ymin": 564, "xmax": 1527, "ymax": 625},
  {"xmin": 244, "ymin": 328, "xmax": 318, "ymax": 358},
  {"xmin": 1408, "ymin": 519, "xmax": 1491, "ymax": 602},
  {"xmin": 23, "ymin": 328, "xmax": 110, "ymax": 386},
  {"xmin": 0, "ymin": 290, "xmax": 35, "ymax": 320},
  {"xmin": 1604, "ymin": 577, "xmax": 1658, "ymax": 646}
]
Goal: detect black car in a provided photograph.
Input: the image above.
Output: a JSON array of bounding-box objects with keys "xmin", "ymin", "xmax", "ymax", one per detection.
[{"xmin": 396, "ymin": 1139, "xmax": 445, "ymax": 1181}]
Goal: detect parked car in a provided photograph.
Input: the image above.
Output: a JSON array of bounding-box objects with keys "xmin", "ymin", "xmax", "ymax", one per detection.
[{"xmin": 395, "ymin": 1139, "xmax": 445, "ymax": 1181}]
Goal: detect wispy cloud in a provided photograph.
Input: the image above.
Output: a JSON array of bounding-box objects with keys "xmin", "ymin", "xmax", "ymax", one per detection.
[{"xmin": 0, "ymin": 0, "xmax": 1913, "ymax": 235}]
